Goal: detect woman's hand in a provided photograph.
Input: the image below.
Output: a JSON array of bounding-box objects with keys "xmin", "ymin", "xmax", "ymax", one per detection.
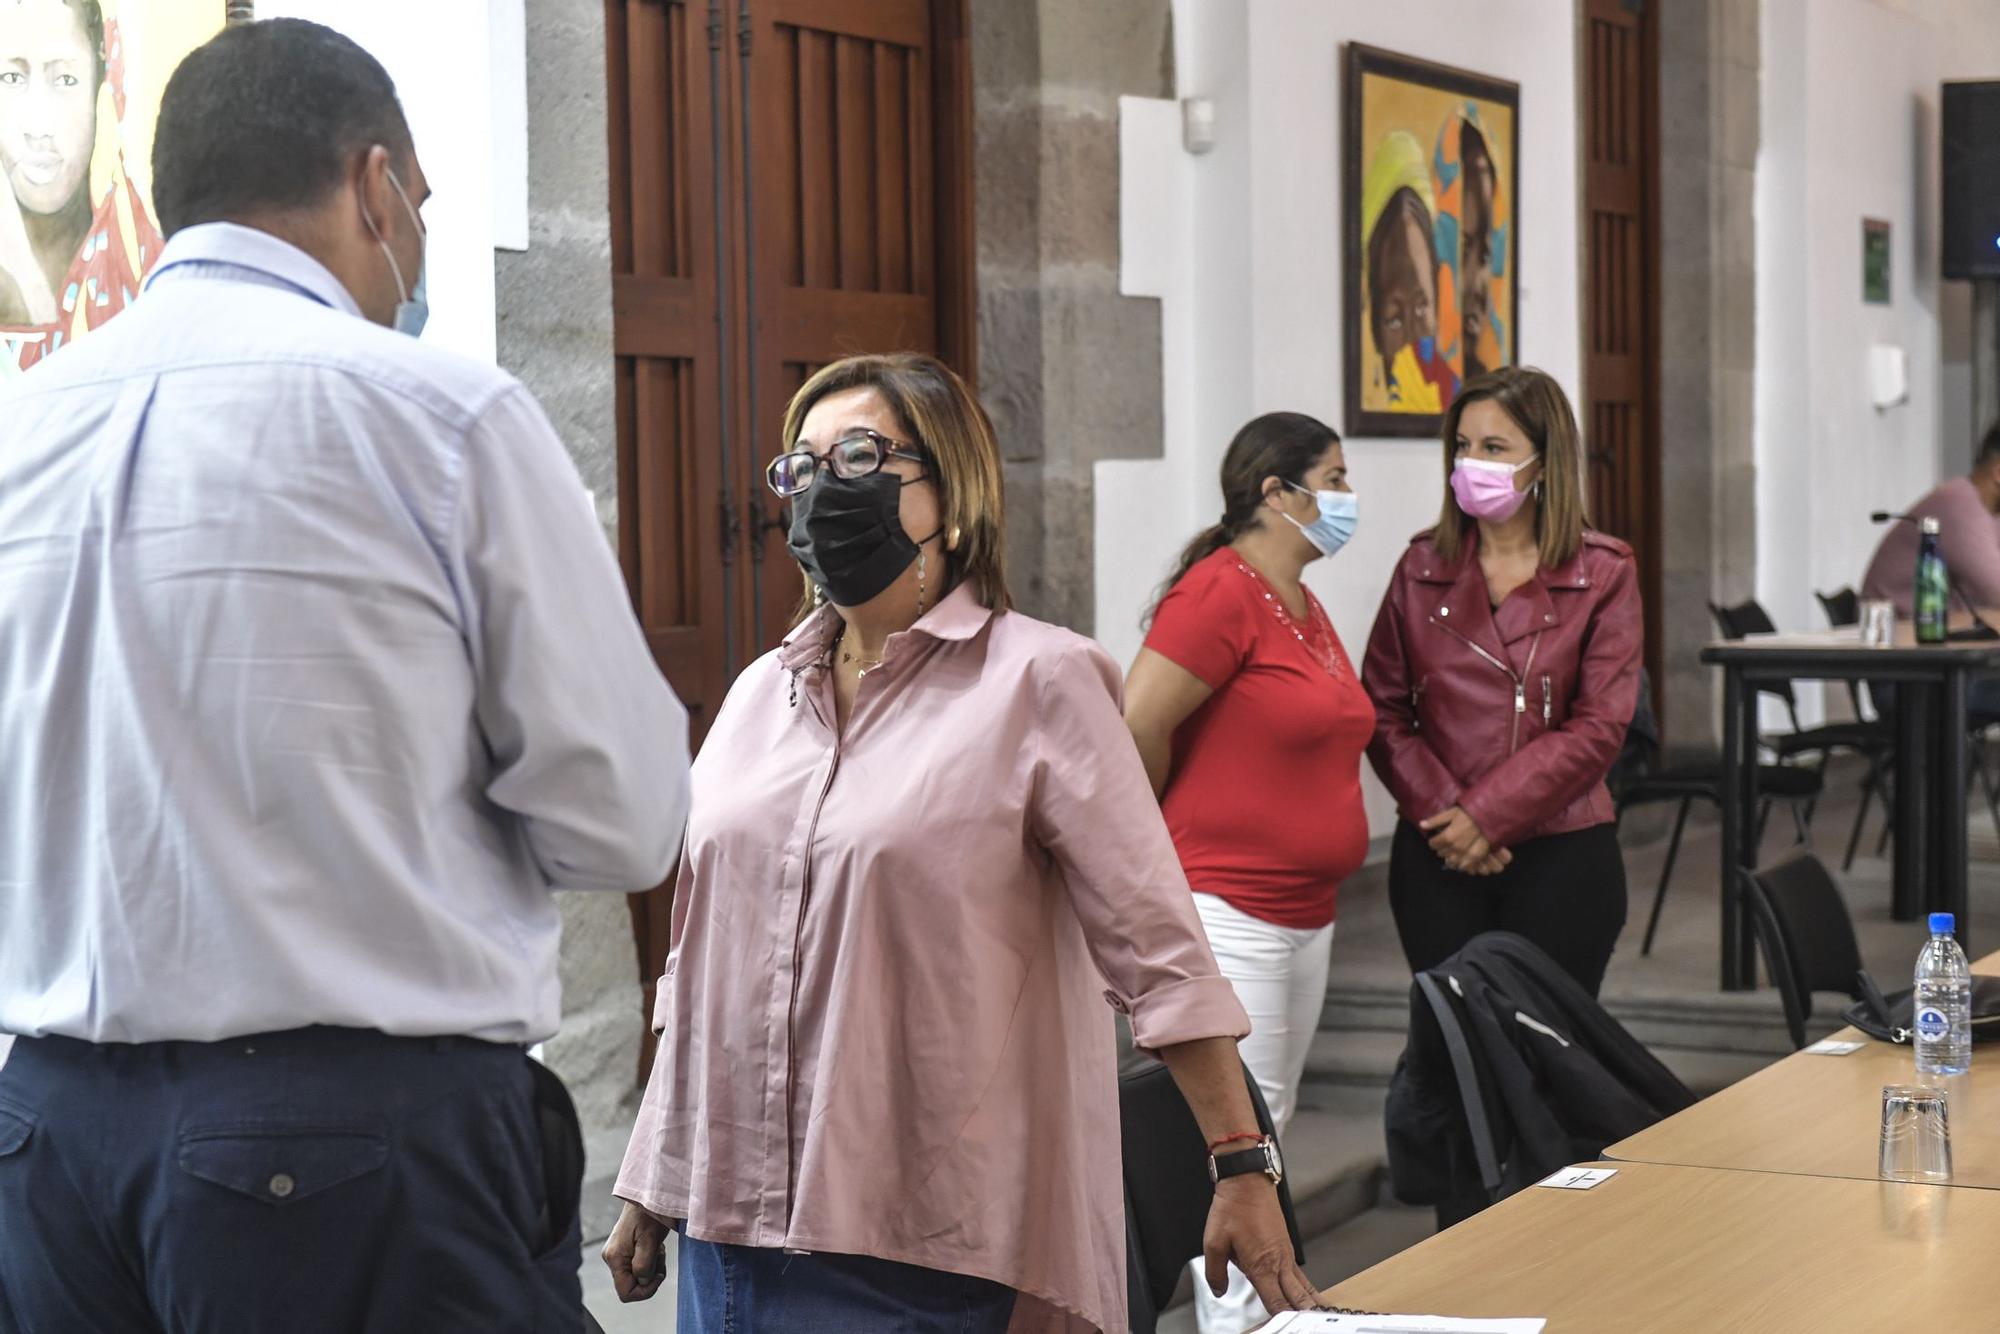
[
  {"xmin": 600, "ymin": 1200, "xmax": 671, "ymax": 1303},
  {"xmin": 1419, "ymin": 806, "xmax": 1511, "ymax": 875},
  {"xmin": 1203, "ymin": 1176, "xmax": 1326, "ymax": 1314}
]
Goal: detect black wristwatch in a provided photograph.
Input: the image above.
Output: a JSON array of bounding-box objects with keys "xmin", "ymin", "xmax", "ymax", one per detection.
[{"xmin": 1208, "ymin": 1135, "xmax": 1284, "ymax": 1187}]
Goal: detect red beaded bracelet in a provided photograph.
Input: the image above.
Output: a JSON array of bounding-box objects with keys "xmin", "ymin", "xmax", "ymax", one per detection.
[{"xmin": 1207, "ymin": 1131, "xmax": 1264, "ymax": 1153}]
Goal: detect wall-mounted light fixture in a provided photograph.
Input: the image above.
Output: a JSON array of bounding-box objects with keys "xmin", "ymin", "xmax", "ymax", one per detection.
[{"xmin": 1181, "ymin": 97, "xmax": 1216, "ymax": 155}]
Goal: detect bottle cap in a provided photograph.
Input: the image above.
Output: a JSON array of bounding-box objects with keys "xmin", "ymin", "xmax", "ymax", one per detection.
[
  {"xmin": 1931, "ymin": 912, "xmax": 1956, "ymax": 934},
  {"xmin": 1922, "ymin": 516, "xmax": 1942, "ymax": 535}
]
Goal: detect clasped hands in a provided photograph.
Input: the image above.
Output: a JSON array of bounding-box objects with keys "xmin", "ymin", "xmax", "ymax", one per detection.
[{"xmin": 1420, "ymin": 805, "xmax": 1511, "ymax": 876}]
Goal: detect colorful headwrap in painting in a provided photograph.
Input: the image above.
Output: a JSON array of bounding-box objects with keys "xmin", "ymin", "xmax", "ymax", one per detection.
[
  {"xmin": 1359, "ymin": 128, "xmax": 1458, "ymax": 415},
  {"xmin": 1431, "ymin": 100, "xmax": 1511, "ymax": 382}
]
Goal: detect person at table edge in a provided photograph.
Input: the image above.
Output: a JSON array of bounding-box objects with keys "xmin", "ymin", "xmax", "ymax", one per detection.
[{"xmin": 1862, "ymin": 421, "xmax": 2000, "ymax": 621}]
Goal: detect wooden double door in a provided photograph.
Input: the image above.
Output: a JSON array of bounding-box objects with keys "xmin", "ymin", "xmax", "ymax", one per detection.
[
  {"xmin": 602, "ymin": 0, "xmax": 974, "ymax": 1059},
  {"xmin": 1581, "ymin": 0, "xmax": 1663, "ymax": 713}
]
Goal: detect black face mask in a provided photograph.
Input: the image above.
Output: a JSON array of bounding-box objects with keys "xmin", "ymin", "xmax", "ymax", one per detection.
[{"xmin": 788, "ymin": 471, "xmax": 926, "ymax": 607}]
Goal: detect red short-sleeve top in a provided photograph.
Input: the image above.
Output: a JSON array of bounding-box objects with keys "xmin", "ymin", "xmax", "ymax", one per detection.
[{"xmin": 1143, "ymin": 547, "xmax": 1376, "ymax": 928}]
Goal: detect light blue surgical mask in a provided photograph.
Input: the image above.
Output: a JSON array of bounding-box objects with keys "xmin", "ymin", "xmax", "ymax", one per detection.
[
  {"xmin": 1283, "ymin": 481, "xmax": 1359, "ymax": 558},
  {"xmin": 366, "ymin": 166, "xmax": 429, "ymax": 337}
]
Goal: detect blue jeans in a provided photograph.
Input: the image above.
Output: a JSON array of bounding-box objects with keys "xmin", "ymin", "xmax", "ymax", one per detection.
[
  {"xmin": 0, "ymin": 1027, "xmax": 581, "ymax": 1333},
  {"xmin": 677, "ymin": 1234, "xmax": 1017, "ymax": 1333}
]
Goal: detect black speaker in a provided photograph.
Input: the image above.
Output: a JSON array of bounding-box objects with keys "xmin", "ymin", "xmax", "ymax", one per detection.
[{"xmin": 1943, "ymin": 80, "xmax": 2000, "ymax": 280}]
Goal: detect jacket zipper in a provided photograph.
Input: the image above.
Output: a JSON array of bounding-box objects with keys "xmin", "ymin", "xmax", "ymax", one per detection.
[
  {"xmin": 1428, "ymin": 617, "xmax": 1544, "ymax": 755},
  {"xmin": 1542, "ymin": 674, "xmax": 1552, "ymax": 726}
]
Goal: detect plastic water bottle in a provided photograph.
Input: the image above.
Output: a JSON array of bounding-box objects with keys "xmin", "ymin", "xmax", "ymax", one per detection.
[
  {"xmin": 1914, "ymin": 912, "xmax": 1972, "ymax": 1077},
  {"xmin": 1915, "ymin": 517, "xmax": 1950, "ymax": 644}
]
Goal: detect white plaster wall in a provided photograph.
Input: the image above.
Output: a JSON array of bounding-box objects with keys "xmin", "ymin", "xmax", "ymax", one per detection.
[
  {"xmin": 1756, "ymin": 0, "xmax": 1943, "ymax": 719},
  {"xmin": 259, "ymin": 0, "xmax": 499, "ymax": 364},
  {"xmin": 1104, "ymin": 0, "xmax": 1583, "ymax": 838}
]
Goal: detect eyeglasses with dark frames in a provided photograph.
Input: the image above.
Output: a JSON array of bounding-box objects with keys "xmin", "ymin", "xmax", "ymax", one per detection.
[{"xmin": 766, "ymin": 429, "xmax": 929, "ymax": 498}]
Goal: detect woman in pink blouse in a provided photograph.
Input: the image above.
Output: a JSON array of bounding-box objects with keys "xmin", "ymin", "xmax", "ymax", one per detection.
[{"xmin": 600, "ymin": 353, "xmax": 1324, "ymax": 1332}]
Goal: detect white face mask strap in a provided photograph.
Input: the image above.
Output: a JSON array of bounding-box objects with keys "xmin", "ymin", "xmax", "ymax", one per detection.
[
  {"xmin": 363, "ymin": 199, "xmax": 410, "ymax": 305},
  {"xmin": 365, "ymin": 165, "xmax": 424, "ymax": 306}
]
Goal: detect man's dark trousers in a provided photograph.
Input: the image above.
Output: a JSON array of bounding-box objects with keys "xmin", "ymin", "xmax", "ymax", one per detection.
[{"xmin": 0, "ymin": 1026, "xmax": 583, "ymax": 1332}]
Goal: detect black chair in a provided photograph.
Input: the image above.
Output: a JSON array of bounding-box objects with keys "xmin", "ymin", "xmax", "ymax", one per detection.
[
  {"xmin": 1810, "ymin": 587, "xmax": 2000, "ymax": 863},
  {"xmin": 1740, "ymin": 852, "xmax": 1867, "ymax": 1051},
  {"xmin": 1120, "ymin": 1058, "xmax": 1304, "ymax": 1333},
  {"xmin": 1708, "ymin": 598, "xmax": 1893, "ymax": 768},
  {"xmin": 1612, "ymin": 668, "xmax": 1822, "ymax": 955}
]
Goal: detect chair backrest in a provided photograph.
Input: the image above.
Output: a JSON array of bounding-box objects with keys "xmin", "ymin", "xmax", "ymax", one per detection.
[
  {"xmin": 1119, "ymin": 1059, "xmax": 1303, "ymax": 1332},
  {"xmin": 1741, "ymin": 853, "xmax": 1866, "ymax": 1050},
  {"xmin": 1608, "ymin": 666, "xmax": 1663, "ymax": 802},
  {"xmin": 1709, "ymin": 599, "xmax": 1801, "ymax": 717},
  {"xmin": 1817, "ymin": 587, "xmax": 1860, "ymax": 628}
]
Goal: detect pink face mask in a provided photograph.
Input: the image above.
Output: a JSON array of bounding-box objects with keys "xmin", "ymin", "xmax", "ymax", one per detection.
[{"xmin": 1450, "ymin": 456, "xmax": 1537, "ymax": 522}]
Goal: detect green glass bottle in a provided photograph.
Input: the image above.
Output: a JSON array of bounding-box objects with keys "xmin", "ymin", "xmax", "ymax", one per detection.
[{"xmin": 1916, "ymin": 516, "xmax": 1949, "ymax": 644}]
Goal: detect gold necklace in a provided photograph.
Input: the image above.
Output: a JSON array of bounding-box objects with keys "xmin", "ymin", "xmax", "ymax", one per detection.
[{"xmin": 834, "ymin": 631, "xmax": 885, "ymax": 678}]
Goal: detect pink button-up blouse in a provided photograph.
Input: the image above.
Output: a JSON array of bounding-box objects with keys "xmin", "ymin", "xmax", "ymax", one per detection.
[{"xmin": 614, "ymin": 583, "xmax": 1250, "ymax": 1333}]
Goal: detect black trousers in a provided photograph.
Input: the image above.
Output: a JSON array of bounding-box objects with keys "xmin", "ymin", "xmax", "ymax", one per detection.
[
  {"xmin": 1389, "ymin": 819, "xmax": 1629, "ymax": 998},
  {"xmin": 0, "ymin": 1026, "xmax": 582, "ymax": 1334}
]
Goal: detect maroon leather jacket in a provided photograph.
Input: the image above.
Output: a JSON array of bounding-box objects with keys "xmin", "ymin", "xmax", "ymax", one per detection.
[{"xmin": 1361, "ymin": 527, "xmax": 1643, "ymax": 849}]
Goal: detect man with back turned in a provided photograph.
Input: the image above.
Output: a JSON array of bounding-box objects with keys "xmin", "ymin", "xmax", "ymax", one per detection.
[{"xmin": 0, "ymin": 20, "xmax": 690, "ymax": 1331}]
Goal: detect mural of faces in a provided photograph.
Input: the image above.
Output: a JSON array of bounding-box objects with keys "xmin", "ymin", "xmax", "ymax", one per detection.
[
  {"xmin": 1346, "ymin": 52, "xmax": 1515, "ymax": 432},
  {"xmin": 2, "ymin": 0, "xmax": 100, "ymax": 216},
  {"xmin": 0, "ymin": 0, "xmax": 103, "ymax": 325},
  {"xmin": 1458, "ymin": 123, "xmax": 1497, "ymax": 379},
  {"xmin": 1369, "ymin": 188, "xmax": 1438, "ymax": 380}
]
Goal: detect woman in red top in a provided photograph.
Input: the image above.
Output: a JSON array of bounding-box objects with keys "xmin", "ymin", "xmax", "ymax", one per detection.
[{"xmin": 1125, "ymin": 412, "xmax": 1375, "ymax": 1334}]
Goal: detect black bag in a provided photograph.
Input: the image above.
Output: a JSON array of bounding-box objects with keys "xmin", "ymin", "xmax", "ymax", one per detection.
[{"xmin": 1840, "ymin": 973, "xmax": 2000, "ymax": 1044}]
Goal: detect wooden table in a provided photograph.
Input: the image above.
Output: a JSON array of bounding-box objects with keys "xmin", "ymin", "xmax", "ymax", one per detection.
[
  {"xmin": 1321, "ymin": 1161, "xmax": 2000, "ymax": 1330},
  {"xmin": 1603, "ymin": 949, "xmax": 2000, "ymax": 1186},
  {"xmin": 1703, "ymin": 629, "xmax": 2000, "ymax": 989}
]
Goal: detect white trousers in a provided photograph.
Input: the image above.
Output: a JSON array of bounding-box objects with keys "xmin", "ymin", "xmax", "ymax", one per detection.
[{"xmin": 1186, "ymin": 893, "xmax": 1336, "ymax": 1334}]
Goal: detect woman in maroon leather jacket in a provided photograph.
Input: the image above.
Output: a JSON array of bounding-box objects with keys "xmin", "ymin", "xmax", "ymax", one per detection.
[{"xmin": 1362, "ymin": 367, "xmax": 1641, "ymax": 996}]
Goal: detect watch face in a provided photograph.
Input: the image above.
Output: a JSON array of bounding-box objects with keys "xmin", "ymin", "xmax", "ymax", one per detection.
[{"xmin": 1265, "ymin": 1139, "xmax": 1285, "ymax": 1183}]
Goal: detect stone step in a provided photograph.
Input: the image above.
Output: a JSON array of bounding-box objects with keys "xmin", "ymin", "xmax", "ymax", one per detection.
[{"xmin": 1300, "ymin": 1026, "xmax": 1403, "ymax": 1090}]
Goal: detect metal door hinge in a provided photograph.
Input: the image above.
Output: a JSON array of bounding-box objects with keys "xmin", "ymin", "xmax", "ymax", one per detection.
[
  {"xmin": 719, "ymin": 489, "xmax": 741, "ymax": 565},
  {"xmin": 748, "ymin": 498, "xmax": 788, "ymax": 564}
]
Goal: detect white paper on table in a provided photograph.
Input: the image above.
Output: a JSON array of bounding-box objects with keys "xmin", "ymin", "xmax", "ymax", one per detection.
[
  {"xmin": 1804, "ymin": 1038, "xmax": 1865, "ymax": 1056},
  {"xmin": 1260, "ymin": 1315, "xmax": 1545, "ymax": 1334},
  {"xmin": 1536, "ymin": 1166, "xmax": 1617, "ymax": 1190}
]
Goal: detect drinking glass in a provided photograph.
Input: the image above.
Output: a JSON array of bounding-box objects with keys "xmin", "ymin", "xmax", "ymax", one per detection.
[
  {"xmin": 1880, "ymin": 1083, "xmax": 1952, "ymax": 1182},
  {"xmin": 1861, "ymin": 599, "xmax": 1896, "ymax": 647}
]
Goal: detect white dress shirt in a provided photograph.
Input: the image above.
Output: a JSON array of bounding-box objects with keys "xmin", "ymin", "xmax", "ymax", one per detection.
[{"xmin": 0, "ymin": 224, "xmax": 690, "ymax": 1044}]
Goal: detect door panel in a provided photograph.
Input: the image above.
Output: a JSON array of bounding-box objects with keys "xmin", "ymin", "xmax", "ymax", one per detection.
[
  {"xmin": 742, "ymin": 0, "xmax": 946, "ymax": 652},
  {"xmin": 1582, "ymin": 0, "xmax": 1663, "ymax": 716},
  {"xmin": 607, "ymin": 0, "xmax": 727, "ymax": 1069},
  {"xmin": 603, "ymin": 0, "xmax": 973, "ymax": 1079}
]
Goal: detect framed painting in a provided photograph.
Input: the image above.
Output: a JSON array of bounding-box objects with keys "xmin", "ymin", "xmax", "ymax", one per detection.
[
  {"xmin": 1342, "ymin": 43, "xmax": 1520, "ymax": 438},
  {"xmin": 0, "ymin": 0, "xmax": 235, "ymax": 375}
]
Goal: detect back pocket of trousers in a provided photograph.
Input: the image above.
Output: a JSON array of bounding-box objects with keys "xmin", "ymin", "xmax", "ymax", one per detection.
[
  {"xmin": 0, "ymin": 1101, "xmax": 33, "ymax": 1158},
  {"xmin": 178, "ymin": 1122, "xmax": 387, "ymax": 1207}
]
